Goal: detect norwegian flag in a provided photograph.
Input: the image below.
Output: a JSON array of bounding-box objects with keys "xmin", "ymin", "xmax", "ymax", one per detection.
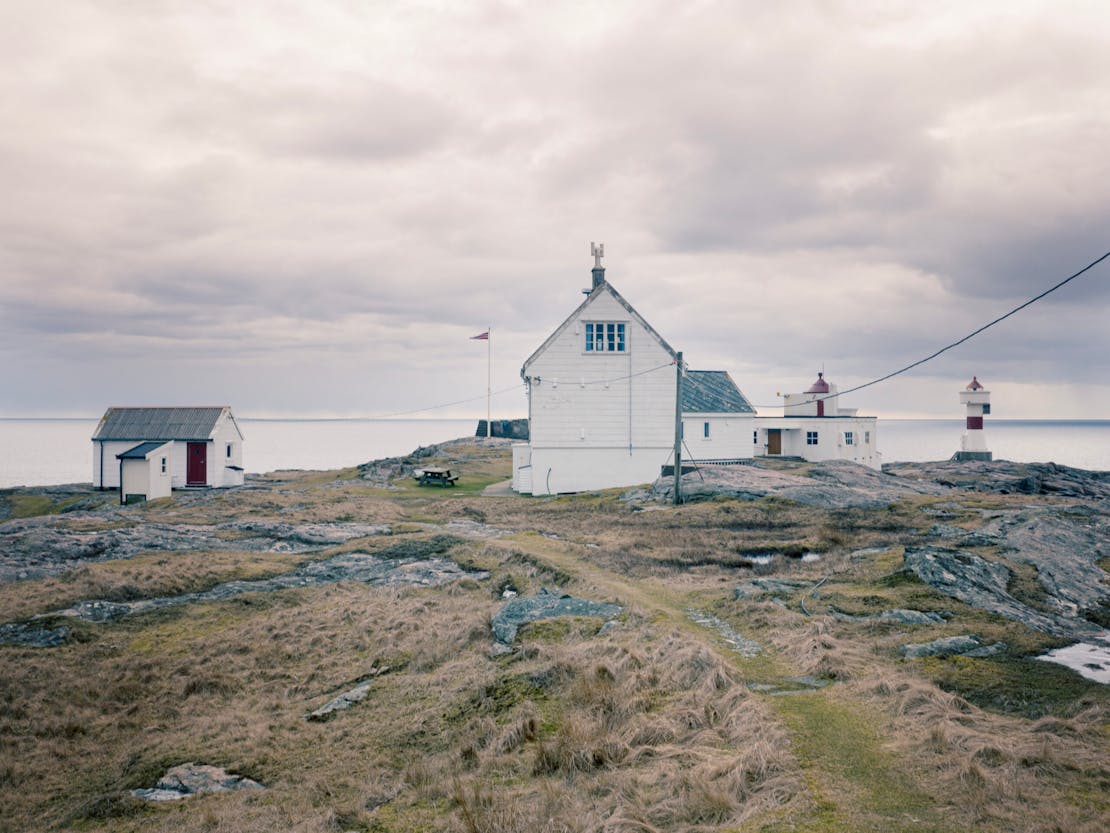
[{"xmin": 470, "ymin": 331, "xmax": 489, "ymax": 340}]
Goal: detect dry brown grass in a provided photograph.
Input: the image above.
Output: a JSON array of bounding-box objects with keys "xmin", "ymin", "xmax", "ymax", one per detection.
[{"xmin": 2, "ymin": 443, "xmax": 1108, "ymax": 833}]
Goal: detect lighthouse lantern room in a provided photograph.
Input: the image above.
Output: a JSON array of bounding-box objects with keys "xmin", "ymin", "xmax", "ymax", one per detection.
[{"xmin": 953, "ymin": 376, "xmax": 992, "ymax": 462}]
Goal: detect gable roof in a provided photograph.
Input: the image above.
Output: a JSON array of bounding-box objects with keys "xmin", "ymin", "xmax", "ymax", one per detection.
[
  {"xmin": 92, "ymin": 407, "xmax": 235, "ymax": 442},
  {"xmin": 521, "ymin": 278, "xmax": 678, "ymax": 373},
  {"xmin": 682, "ymin": 371, "xmax": 755, "ymax": 414},
  {"xmin": 116, "ymin": 441, "xmax": 171, "ymax": 459}
]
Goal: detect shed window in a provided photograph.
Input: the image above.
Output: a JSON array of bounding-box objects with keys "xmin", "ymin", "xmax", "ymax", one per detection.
[
  {"xmin": 226, "ymin": 443, "xmax": 232, "ymax": 459},
  {"xmin": 703, "ymin": 422, "xmax": 710, "ymax": 438},
  {"xmin": 160, "ymin": 457, "xmax": 167, "ymax": 474},
  {"xmin": 845, "ymin": 431, "xmax": 854, "ymax": 446},
  {"xmin": 806, "ymin": 431, "xmax": 819, "ymax": 445},
  {"xmin": 753, "ymin": 430, "xmax": 758, "ymax": 444},
  {"xmin": 584, "ymin": 321, "xmax": 626, "ymax": 353}
]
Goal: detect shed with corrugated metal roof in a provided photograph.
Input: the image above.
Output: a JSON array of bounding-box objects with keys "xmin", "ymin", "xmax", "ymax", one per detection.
[{"xmin": 92, "ymin": 406, "xmax": 244, "ymax": 490}]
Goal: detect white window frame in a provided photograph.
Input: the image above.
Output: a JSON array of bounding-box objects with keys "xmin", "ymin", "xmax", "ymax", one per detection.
[
  {"xmin": 703, "ymin": 421, "xmax": 710, "ymax": 439},
  {"xmin": 160, "ymin": 456, "xmax": 167, "ymax": 474},
  {"xmin": 226, "ymin": 443, "xmax": 233, "ymax": 459},
  {"xmin": 583, "ymin": 321, "xmax": 627, "ymax": 353},
  {"xmin": 845, "ymin": 431, "xmax": 854, "ymax": 446},
  {"xmin": 806, "ymin": 431, "xmax": 819, "ymax": 446}
]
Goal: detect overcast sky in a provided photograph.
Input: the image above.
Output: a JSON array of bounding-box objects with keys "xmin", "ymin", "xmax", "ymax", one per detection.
[{"xmin": 2, "ymin": 0, "xmax": 1108, "ymax": 420}]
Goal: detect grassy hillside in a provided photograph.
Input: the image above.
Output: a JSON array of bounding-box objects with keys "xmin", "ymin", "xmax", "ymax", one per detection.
[{"xmin": 0, "ymin": 441, "xmax": 1106, "ymax": 832}]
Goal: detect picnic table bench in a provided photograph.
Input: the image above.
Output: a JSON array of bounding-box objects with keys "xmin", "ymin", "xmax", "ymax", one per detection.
[{"xmin": 414, "ymin": 467, "xmax": 459, "ymax": 487}]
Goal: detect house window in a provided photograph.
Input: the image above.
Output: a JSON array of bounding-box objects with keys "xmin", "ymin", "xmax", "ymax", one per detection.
[
  {"xmin": 806, "ymin": 431, "xmax": 819, "ymax": 445},
  {"xmin": 160, "ymin": 457, "xmax": 167, "ymax": 474},
  {"xmin": 864, "ymin": 431, "xmax": 871, "ymax": 444},
  {"xmin": 703, "ymin": 421, "xmax": 710, "ymax": 438},
  {"xmin": 584, "ymin": 321, "xmax": 626, "ymax": 352},
  {"xmin": 845, "ymin": 431, "xmax": 854, "ymax": 446},
  {"xmin": 226, "ymin": 443, "xmax": 232, "ymax": 459},
  {"xmin": 753, "ymin": 430, "xmax": 758, "ymax": 444}
]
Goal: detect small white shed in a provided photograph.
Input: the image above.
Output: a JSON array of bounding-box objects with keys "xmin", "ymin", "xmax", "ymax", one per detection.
[
  {"xmin": 92, "ymin": 406, "xmax": 245, "ymax": 490},
  {"xmin": 117, "ymin": 441, "xmax": 172, "ymax": 504}
]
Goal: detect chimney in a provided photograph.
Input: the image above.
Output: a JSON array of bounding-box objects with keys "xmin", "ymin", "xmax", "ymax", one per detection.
[{"xmin": 590, "ymin": 241, "xmax": 605, "ymax": 289}]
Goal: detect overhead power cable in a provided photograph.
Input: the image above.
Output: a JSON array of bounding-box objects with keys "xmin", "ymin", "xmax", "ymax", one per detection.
[{"xmin": 754, "ymin": 248, "xmax": 1110, "ymax": 408}]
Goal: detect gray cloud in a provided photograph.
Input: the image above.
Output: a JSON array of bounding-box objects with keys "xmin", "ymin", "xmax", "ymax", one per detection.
[{"xmin": 1, "ymin": 1, "xmax": 1108, "ymax": 418}]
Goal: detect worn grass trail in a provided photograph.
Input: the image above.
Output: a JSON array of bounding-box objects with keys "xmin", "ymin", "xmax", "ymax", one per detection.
[{"xmin": 494, "ymin": 528, "xmax": 953, "ymax": 833}]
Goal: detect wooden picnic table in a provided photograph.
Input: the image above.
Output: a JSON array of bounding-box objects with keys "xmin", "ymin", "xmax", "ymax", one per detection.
[{"xmin": 415, "ymin": 467, "xmax": 459, "ymax": 487}]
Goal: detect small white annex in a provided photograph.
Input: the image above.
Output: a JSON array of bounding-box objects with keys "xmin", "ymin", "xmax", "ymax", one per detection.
[
  {"xmin": 753, "ymin": 373, "xmax": 882, "ymax": 470},
  {"xmin": 92, "ymin": 406, "xmax": 245, "ymax": 490},
  {"xmin": 512, "ymin": 250, "xmax": 756, "ymax": 495},
  {"xmin": 681, "ymin": 371, "xmax": 756, "ymax": 464},
  {"xmin": 117, "ymin": 441, "xmax": 172, "ymax": 503}
]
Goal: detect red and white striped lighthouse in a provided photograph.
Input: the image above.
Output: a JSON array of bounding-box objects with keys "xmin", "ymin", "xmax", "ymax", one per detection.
[{"xmin": 955, "ymin": 376, "xmax": 992, "ymax": 461}]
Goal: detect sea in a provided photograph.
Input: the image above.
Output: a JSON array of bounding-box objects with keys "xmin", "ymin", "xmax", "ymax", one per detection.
[{"xmin": 0, "ymin": 418, "xmax": 1108, "ymax": 489}]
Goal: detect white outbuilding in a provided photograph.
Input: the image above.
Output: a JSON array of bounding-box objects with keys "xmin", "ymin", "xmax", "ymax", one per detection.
[
  {"xmin": 753, "ymin": 372, "xmax": 882, "ymax": 470},
  {"xmin": 512, "ymin": 247, "xmax": 755, "ymax": 494},
  {"xmin": 681, "ymin": 371, "xmax": 756, "ymax": 464},
  {"xmin": 92, "ymin": 406, "xmax": 245, "ymax": 490},
  {"xmin": 116, "ymin": 441, "xmax": 172, "ymax": 504}
]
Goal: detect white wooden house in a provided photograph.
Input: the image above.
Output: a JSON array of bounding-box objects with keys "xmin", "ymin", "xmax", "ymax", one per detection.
[
  {"xmin": 753, "ymin": 373, "xmax": 882, "ymax": 470},
  {"xmin": 92, "ymin": 406, "xmax": 245, "ymax": 490},
  {"xmin": 512, "ymin": 251, "xmax": 755, "ymax": 494}
]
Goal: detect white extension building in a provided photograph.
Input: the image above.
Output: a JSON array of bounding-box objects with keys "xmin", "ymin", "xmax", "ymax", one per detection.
[
  {"xmin": 92, "ymin": 406, "xmax": 245, "ymax": 490},
  {"xmin": 754, "ymin": 373, "xmax": 882, "ymax": 470},
  {"xmin": 512, "ymin": 248, "xmax": 755, "ymax": 494},
  {"xmin": 681, "ymin": 371, "xmax": 757, "ymax": 464}
]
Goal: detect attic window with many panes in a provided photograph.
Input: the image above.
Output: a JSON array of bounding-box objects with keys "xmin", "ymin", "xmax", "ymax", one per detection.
[{"xmin": 584, "ymin": 322, "xmax": 626, "ymax": 353}]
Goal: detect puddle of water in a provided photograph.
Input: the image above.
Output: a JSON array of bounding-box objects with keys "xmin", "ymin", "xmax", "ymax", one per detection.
[{"xmin": 1036, "ymin": 639, "xmax": 1110, "ymax": 684}]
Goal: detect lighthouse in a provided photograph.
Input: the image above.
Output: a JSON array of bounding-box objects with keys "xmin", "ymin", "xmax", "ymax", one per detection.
[{"xmin": 954, "ymin": 376, "xmax": 992, "ymax": 461}]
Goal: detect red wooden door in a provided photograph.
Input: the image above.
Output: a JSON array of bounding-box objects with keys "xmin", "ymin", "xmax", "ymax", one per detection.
[
  {"xmin": 767, "ymin": 430, "xmax": 782, "ymax": 455},
  {"xmin": 186, "ymin": 442, "xmax": 207, "ymax": 485}
]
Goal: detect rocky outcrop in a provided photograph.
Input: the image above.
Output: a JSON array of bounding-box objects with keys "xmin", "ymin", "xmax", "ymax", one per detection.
[
  {"xmin": 0, "ymin": 517, "xmax": 391, "ymax": 582},
  {"xmin": 491, "ymin": 588, "xmax": 621, "ymax": 645},
  {"xmin": 651, "ymin": 460, "xmax": 949, "ymax": 508},
  {"xmin": 2, "ymin": 539, "xmax": 489, "ymax": 646},
  {"xmin": 900, "ymin": 635, "xmax": 1008, "ymax": 658},
  {"xmin": 903, "ymin": 547, "xmax": 1105, "ymax": 640},
  {"xmin": 131, "ymin": 764, "xmax": 264, "ymax": 801},
  {"xmin": 306, "ymin": 667, "xmax": 391, "ymax": 721},
  {"xmin": 831, "ymin": 608, "xmax": 948, "ymax": 625},
  {"xmin": 883, "ymin": 460, "xmax": 1110, "ymax": 500},
  {"xmin": 686, "ymin": 609, "xmax": 760, "ymax": 656}
]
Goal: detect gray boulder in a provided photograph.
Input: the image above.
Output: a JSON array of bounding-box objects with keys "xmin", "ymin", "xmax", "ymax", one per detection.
[
  {"xmin": 131, "ymin": 763, "xmax": 264, "ymax": 801},
  {"xmin": 831, "ymin": 608, "xmax": 947, "ymax": 625},
  {"xmin": 491, "ymin": 588, "xmax": 621, "ymax": 644},
  {"xmin": 900, "ymin": 635, "xmax": 1008, "ymax": 658}
]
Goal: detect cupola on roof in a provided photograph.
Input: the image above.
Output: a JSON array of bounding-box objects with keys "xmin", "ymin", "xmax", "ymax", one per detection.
[{"xmin": 805, "ymin": 372, "xmax": 830, "ymax": 394}]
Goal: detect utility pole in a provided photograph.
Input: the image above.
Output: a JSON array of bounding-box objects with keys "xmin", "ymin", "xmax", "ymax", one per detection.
[{"xmin": 673, "ymin": 351, "xmax": 683, "ymax": 506}]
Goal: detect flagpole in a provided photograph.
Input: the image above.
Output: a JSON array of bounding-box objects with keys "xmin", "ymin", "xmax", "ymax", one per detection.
[{"xmin": 487, "ymin": 325, "xmax": 492, "ymax": 437}]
